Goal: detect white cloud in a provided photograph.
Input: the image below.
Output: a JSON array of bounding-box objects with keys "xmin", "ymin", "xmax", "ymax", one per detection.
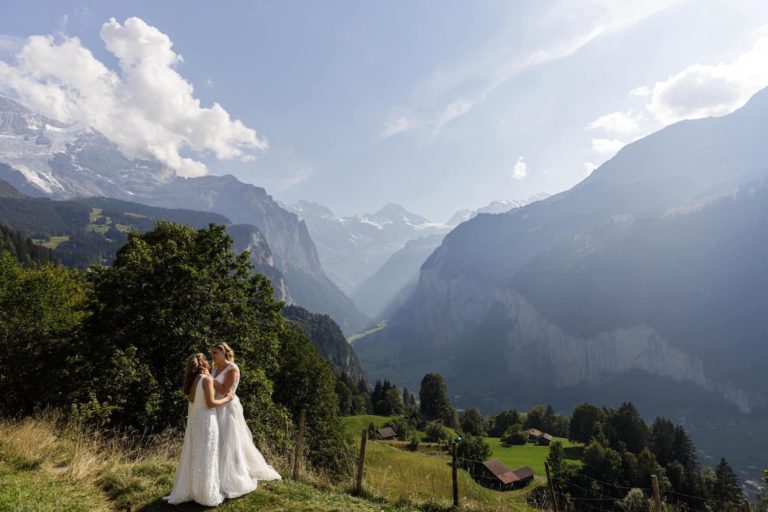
[
  {"xmin": 434, "ymin": 100, "xmax": 473, "ymax": 132},
  {"xmin": 0, "ymin": 17, "xmax": 267, "ymax": 177},
  {"xmin": 383, "ymin": 0, "xmax": 681, "ymax": 137},
  {"xmin": 588, "ymin": 22, "xmax": 768, "ymax": 156},
  {"xmin": 587, "ymin": 110, "xmax": 641, "ymax": 133},
  {"xmin": 591, "ymin": 138, "xmax": 626, "ymax": 155},
  {"xmin": 645, "ymin": 26, "xmax": 768, "ymax": 124},
  {"xmin": 380, "ymin": 114, "xmax": 416, "ymax": 138},
  {"xmin": 512, "ymin": 156, "xmax": 528, "ymax": 180}
]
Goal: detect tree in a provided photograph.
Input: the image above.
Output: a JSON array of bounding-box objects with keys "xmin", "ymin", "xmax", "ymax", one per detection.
[
  {"xmin": 459, "ymin": 407, "xmax": 486, "ymax": 436},
  {"xmin": 419, "ymin": 373, "xmax": 455, "ymax": 426},
  {"xmin": 0, "ymin": 252, "xmax": 88, "ymax": 416},
  {"xmin": 547, "ymin": 441, "xmax": 566, "ymax": 475},
  {"xmin": 621, "ymin": 488, "xmax": 650, "ymax": 512},
  {"xmin": 570, "ymin": 403, "xmax": 606, "ymax": 443},
  {"xmin": 610, "ymin": 402, "xmax": 648, "ymax": 454},
  {"xmin": 501, "ymin": 424, "xmax": 527, "ymax": 446},
  {"xmin": 83, "ymin": 222, "xmax": 284, "ymax": 432},
  {"xmin": 488, "ymin": 409, "xmax": 521, "ymax": 437},
  {"xmin": 272, "ymin": 324, "xmax": 353, "ymax": 475},
  {"xmin": 424, "ymin": 422, "xmax": 450, "ymax": 443},
  {"xmin": 713, "ymin": 457, "xmax": 743, "ymax": 507},
  {"xmin": 457, "ymin": 435, "xmax": 492, "ymax": 469}
]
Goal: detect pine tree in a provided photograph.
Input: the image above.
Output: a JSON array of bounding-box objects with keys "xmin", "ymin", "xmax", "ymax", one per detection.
[{"xmin": 713, "ymin": 457, "xmax": 743, "ymax": 506}]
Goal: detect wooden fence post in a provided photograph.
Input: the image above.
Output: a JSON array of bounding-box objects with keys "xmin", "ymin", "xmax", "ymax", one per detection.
[
  {"xmin": 451, "ymin": 442, "xmax": 459, "ymax": 508},
  {"xmin": 651, "ymin": 474, "xmax": 662, "ymax": 512},
  {"xmin": 545, "ymin": 462, "xmax": 559, "ymax": 512},
  {"xmin": 292, "ymin": 408, "xmax": 306, "ymax": 480},
  {"xmin": 355, "ymin": 429, "xmax": 367, "ymax": 494}
]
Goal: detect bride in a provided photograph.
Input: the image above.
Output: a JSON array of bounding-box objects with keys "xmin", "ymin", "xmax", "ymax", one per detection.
[
  {"xmin": 210, "ymin": 342, "xmax": 281, "ymax": 499},
  {"xmin": 164, "ymin": 353, "xmax": 234, "ymax": 507}
]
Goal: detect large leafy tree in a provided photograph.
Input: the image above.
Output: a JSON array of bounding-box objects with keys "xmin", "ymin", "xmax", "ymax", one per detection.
[
  {"xmin": 569, "ymin": 403, "xmax": 606, "ymax": 443},
  {"xmin": 82, "ymin": 222, "xmax": 285, "ymax": 433},
  {"xmin": 271, "ymin": 325, "xmax": 352, "ymax": 475},
  {"xmin": 0, "ymin": 252, "xmax": 88, "ymax": 415}
]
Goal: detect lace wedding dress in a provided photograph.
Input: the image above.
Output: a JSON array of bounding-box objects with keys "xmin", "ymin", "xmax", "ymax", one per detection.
[
  {"xmin": 214, "ymin": 363, "xmax": 281, "ymax": 499},
  {"xmin": 164, "ymin": 377, "xmax": 225, "ymax": 507}
]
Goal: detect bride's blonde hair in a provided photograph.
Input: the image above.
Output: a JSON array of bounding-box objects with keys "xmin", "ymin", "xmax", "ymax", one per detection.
[
  {"xmin": 211, "ymin": 342, "xmax": 235, "ymax": 363},
  {"xmin": 182, "ymin": 353, "xmax": 207, "ymax": 395}
]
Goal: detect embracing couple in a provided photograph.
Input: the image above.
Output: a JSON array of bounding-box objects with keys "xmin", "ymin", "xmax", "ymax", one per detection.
[{"xmin": 164, "ymin": 342, "xmax": 281, "ymax": 507}]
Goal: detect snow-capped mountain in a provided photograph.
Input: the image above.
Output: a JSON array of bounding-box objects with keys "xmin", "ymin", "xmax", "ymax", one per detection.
[
  {"xmin": 446, "ymin": 194, "xmax": 550, "ymax": 226},
  {"xmin": 283, "ymin": 200, "xmax": 452, "ymax": 295},
  {"xmin": 0, "ymin": 97, "xmax": 173, "ymax": 198}
]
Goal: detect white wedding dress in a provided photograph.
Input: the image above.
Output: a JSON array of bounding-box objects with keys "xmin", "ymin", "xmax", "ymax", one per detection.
[
  {"xmin": 164, "ymin": 377, "xmax": 225, "ymax": 507},
  {"xmin": 214, "ymin": 363, "xmax": 281, "ymax": 498}
]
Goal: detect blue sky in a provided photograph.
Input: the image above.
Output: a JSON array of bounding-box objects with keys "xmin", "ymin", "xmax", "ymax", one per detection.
[{"xmin": 1, "ymin": 1, "xmax": 767, "ymax": 220}]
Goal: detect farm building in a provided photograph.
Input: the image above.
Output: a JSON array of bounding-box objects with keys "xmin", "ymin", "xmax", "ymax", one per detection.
[
  {"xmin": 472, "ymin": 459, "xmax": 535, "ymax": 491},
  {"xmin": 527, "ymin": 428, "xmax": 553, "ymax": 445},
  {"xmin": 377, "ymin": 426, "xmax": 397, "ymax": 440}
]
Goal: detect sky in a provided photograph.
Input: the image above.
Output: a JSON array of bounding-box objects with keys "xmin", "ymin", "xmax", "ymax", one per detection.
[{"xmin": 1, "ymin": 1, "xmax": 767, "ymax": 221}]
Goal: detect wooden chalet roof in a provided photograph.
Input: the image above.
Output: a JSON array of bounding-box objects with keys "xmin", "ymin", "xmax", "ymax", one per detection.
[
  {"xmin": 481, "ymin": 459, "xmax": 535, "ymax": 485},
  {"xmin": 377, "ymin": 426, "xmax": 397, "ymax": 439}
]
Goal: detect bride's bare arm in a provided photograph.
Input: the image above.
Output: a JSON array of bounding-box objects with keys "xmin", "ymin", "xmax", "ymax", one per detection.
[
  {"xmin": 202, "ymin": 376, "xmax": 233, "ymax": 408},
  {"xmin": 212, "ymin": 367, "xmax": 238, "ymax": 395}
]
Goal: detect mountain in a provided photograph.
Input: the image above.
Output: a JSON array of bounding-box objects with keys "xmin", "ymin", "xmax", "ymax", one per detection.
[
  {"xmin": 355, "ymin": 87, "xmax": 768, "ymax": 424},
  {"xmin": 140, "ymin": 177, "xmax": 369, "ymax": 334},
  {"xmin": 282, "ymin": 305, "xmax": 366, "ymax": 384},
  {"xmin": 284, "ymin": 201, "xmax": 451, "ymax": 295},
  {"xmin": 0, "ymin": 97, "xmax": 173, "ymax": 198},
  {"xmin": 445, "ymin": 194, "xmax": 550, "ymax": 226},
  {"xmin": 351, "ymin": 234, "xmax": 445, "ymax": 318},
  {"xmin": 0, "ymin": 97, "xmax": 368, "ymax": 335},
  {"xmin": 0, "ymin": 189, "xmax": 284, "ymax": 279}
]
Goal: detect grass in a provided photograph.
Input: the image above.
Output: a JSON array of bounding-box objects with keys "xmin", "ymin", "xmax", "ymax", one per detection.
[
  {"xmin": 340, "ymin": 417, "xmax": 546, "ymax": 511},
  {"xmin": 340, "ymin": 414, "xmax": 397, "ymax": 438},
  {"xmin": 0, "ymin": 416, "xmax": 426, "ymax": 512},
  {"xmin": 486, "ymin": 437, "xmax": 583, "ymax": 476},
  {"xmin": 347, "ymin": 321, "xmax": 387, "ymax": 343},
  {"xmin": 33, "ymin": 235, "xmax": 70, "ymax": 249},
  {"xmin": 0, "ymin": 415, "xmax": 569, "ymax": 512},
  {"xmin": 89, "ymin": 208, "xmax": 103, "ymax": 223},
  {"xmin": 85, "ymin": 223, "xmax": 110, "ymax": 234}
]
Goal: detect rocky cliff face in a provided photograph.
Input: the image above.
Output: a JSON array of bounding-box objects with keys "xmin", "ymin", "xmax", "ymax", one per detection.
[
  {"xmin": 357, "ymin": 87, "xmax": 768, "ymax": 417},
  {"xmin": 141, "ymin": 176, "xmax": 369, "ymax": 334}
]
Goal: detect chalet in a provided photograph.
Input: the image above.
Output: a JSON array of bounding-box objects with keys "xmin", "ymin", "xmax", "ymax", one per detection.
[
  {"xmin": 473, "ymin": 459, "xmax": 535, "ymax": 491},
  {"xmin": 377, "ymin": 426, "xmax": 397, "ymax": 440},
  {"xmin": 527, "ymin": 428, "xmax": 553, "ymax": 445}
]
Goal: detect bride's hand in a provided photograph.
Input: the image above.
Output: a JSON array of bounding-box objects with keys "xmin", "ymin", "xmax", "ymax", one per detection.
[{"xmin": 226, "ymin": 390, "xmax": 235, "ymax": 401}]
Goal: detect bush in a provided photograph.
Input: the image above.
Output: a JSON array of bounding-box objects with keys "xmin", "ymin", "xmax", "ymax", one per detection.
[
  {"xmin": 424, "ymin": 422, "xmax": 450, "ymax": 443},
  {"xmin": 501, "ymin": 424, "xmax": 528, "ymax": 446},
  {"xmin": 407, "ymin": 435, "xmax": 420, "ymax": 452},
  {"xmin": 457, "ymin": 435, "xmax": 492, "ymax": 468}
]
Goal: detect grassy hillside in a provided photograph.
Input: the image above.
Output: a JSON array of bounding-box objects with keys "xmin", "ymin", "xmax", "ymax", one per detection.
[
  {"xmin": 1, "ymin": 414, "xmax": 576, "ymax": 511},
  {"xmin": 486, "ymin": 437, "xmax": 583, "ymax": 476},
  {"xmin": 341, "ymin": 416, "xmax": 554, "ymax": 512},
  {"xmin": 0, "ymin": 416, "xmax": 419, "ymax": 512}
]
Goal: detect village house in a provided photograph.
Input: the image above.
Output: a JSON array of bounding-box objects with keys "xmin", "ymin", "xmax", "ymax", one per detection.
[
  {"xmin": 527, "ymin": 428, "xmax": 553, "ymax": 445},
  {"xmin": 472, "ymin": 459, "xmax": 535, "ymax": 491},
  {"xmin": 377, "ymin": 426, "xmax": 397, "ymax": 440}
]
